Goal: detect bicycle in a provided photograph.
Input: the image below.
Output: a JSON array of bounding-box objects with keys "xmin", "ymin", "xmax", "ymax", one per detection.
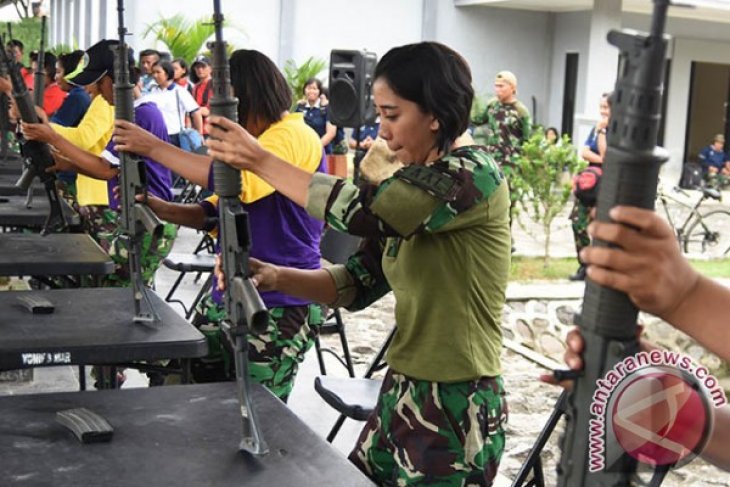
[{"xmin": 656, "ymin": 185, "xmax": 730, "ymax": 258}]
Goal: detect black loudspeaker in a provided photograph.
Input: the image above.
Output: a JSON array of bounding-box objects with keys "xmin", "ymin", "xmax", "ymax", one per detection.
[{"xmin": 328, "ymin": 50, "xmax": 377, "ymax": 127}]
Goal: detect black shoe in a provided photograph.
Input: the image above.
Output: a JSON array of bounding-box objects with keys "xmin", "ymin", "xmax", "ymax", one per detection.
[{"xmin": 569, "ymin": 265, "xmax": 586, "ymax": 281}]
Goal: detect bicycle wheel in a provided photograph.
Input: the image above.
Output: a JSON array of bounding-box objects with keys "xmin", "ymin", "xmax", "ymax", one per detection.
[{"xmin": 683, "ymin": 209, "xmax": 730, "ymax": 258}]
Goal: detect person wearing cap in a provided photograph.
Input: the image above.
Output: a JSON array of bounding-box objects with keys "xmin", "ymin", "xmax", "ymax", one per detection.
[
  {"xmin": 21, "ymin": 39, "xmax": 176, "ymax": 289},
  {"xmin": 191, "ymin": 55, "xmax": 213, "ymax": 136},
  {"xmin": 44, "ymin": 50, "xmax": 92, "ymax": 198},
  {"xmin": 472, "ymin": 70, "xmax": 531, "ymax": 229},
  {"xmin": 698, "ymin": 134, "xmax": 730, "ymax": 179}
]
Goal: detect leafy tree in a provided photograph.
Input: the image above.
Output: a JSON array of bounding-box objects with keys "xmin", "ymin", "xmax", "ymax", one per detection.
[
  {"xmin": 283, "ymin": 57, "xmax": 326, "ymax": 108},
  {"xmin": 144, "ymin": 14, "xmax": 229, "ymax": 63},
  {"xmin": 511, "ymin": 129, "xmax": 586, "ymax": 267}
]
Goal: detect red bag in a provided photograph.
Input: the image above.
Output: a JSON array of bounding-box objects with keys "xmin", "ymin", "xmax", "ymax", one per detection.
[{"xmin": 572, "ymin": 166, "xmax": 602, "ymax": 206}]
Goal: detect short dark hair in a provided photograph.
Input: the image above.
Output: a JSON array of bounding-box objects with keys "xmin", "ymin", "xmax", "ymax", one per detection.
[
  {"xmin": 7, "ymin": 39, "xmax": 23, "ymax": 51},
  {"xmin": 303, "ymin": 77, "xmax": 322, "ymax": 95},
  {"xmin": 229, "ymin": 49, "xmax": 292, "ymax": 128},
  {"xmin": 374, "ymin": 42, "xmax": 473, "ymax": 154},
  {"xmin": 139, "ymin": 49, "xmax": 160, "ymax": 60},
  {"xmin": 153, "ymin": 60, "xmax": 174, "ymax": 81},
  {"xmin": 43, "ymin": 52, "xmax": 57, "ymax": 79},
  {"xmin": 58, "ymin": 50, "xmax": 84, "ymax": 76},
  {"xmin": 172, "ymin": 57, "xmax": 188, "ymax": 77}
]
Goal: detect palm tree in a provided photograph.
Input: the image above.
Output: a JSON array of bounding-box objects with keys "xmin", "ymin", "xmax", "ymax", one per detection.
[{"xmin": 144, "ymin": 14, "xmax": 230, "ymax": 63}]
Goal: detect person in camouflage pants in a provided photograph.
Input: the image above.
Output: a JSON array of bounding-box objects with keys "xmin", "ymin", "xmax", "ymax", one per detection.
[
  {"xmin": 79, "ymin": 204, "xmax": 177, "ymax": 287},
  {"xmin": 472, "ymin": 71, "xmax": 532, "ymax": 227},
  {"xmin": 207, "ymin": 43, "xmax": 513, "ymax": 486},
  {"xmin": 349, "ymin": 372, "xmax": 507, "ymax": 486},
  {"xmin": 190, "ymin": 294, "xmax": 322, "ymax": 402}
]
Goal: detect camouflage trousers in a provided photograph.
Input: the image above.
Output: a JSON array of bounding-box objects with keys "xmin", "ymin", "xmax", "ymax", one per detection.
[
  {"xmin": 349, "ymin": 371, "xmax": 508, "ymax": 486},
  {"xmin": 191, "ymin": 294, "xmax": 323, "ymax": 402},
  {"xmin": 569, "ymin": 200, "xmax": 592, "ymax": 259},
  {"xmin": 79, "ymin": 205, "xmax": 177, "ymax": 287}
]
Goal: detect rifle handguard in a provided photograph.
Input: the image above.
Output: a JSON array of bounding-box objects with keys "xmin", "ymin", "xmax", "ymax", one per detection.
[
  {"xmin": 231, "ymin": 278, "xmax": 269, "ymax": 335},
  {"xmin": 134, "ymin": 202, "xmax": 164, "ymax": 239},
  {"xmin": 16, "ymin": 166, "xmax": 36, "ymax": 191}
]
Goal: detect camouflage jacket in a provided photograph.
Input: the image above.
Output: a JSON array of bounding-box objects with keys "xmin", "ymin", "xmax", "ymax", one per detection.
[
  {"xmin": 307, "ymin": 145, "xmax": 511, "ymax": 380},
  {"xmin": 472, "ymin": 97, "xmax": 532, "ymax": 167}
]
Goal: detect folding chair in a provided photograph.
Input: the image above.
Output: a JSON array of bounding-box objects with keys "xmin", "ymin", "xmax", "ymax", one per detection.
[
  {"xmin": 162, "ymin": 252, "xmax": 215, "ymax": 319},
  {"xmin": 315, "ymin": 228, "xmax": 362, "ymax": 377},
  {"xmin": 314, "ymin": 327, "xmax": 395, "ymax": 442}
]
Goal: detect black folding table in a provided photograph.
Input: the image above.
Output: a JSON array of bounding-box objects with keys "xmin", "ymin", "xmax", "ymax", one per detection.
[
  {"xmin": 0, "ymin": 233, "xmax": 113, "ymax": 277},
  {"xmin": 0, "ymin": 382, "xmax": 374, "ymax": 486},
  {"xmin": 0, "ymin": 287, "xmax": 208, "ymax": 371},
  {"xmin": 0, "ymin": 173, "xmax": 45, "ymax": 196},
  {"xmin": 0, "ymin": 194, "xmax": 79, "ymax": 230}
]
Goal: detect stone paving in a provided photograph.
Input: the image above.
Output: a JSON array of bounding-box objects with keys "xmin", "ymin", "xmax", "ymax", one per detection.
[{"xmin": 2, "ymin": 190, "xmax": 729, "ymax": 486}]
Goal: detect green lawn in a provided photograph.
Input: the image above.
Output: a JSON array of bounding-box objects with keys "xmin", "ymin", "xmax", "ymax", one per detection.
[{"xmin": 511, "ymin": 256, "xmax": 730, "ymax": 281}]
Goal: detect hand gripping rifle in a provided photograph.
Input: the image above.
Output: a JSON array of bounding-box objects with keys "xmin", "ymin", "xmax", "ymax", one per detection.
[
  {"xmin": 33, "ymin": 16, "xmax": 46, "ymax": 108},
  {"xmin": 0, "ymin": 44, "xmax": 66, "ymax": 234},
  {"xmin": 557, "ymin": 1, "xmax": 672, "ymax": 485},
  {"xmin": 209, "ymin": 0, "xmax": 269, "ymax": 455},
  {"xmin": 114, "ymin": 0, "xmax": 164, "ymax": 324}
]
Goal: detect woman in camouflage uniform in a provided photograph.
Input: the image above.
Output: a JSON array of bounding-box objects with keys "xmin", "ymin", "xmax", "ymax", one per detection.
[{"xmin": 208, "ymin": 42, "xmax": 511, "ymax": 487}]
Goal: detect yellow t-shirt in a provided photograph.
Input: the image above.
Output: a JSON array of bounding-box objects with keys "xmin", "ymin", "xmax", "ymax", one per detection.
[
  {"xmin": 50, "ymin": 94, "xmax": 115, "ymax": 206},
  {"xmin": 239, "ymin": 112, "xmax": 322, "ymax": 203}
]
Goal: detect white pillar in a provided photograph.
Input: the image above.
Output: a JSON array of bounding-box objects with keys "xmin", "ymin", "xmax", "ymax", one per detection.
[
  {"xmin": 575, "ymin": 0, "xmax": 622, "ymax": 145},
  {"xmin": 73, "ymin": 0, "xmax": 81, "ymax": 48}
]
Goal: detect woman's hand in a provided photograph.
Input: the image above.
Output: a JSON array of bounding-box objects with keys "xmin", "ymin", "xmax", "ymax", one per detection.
[
  {"xmin": 581, "ymin": 206, "xmax": 699, "ymax": 320},
  {"xmin": 205, "ymin": 116, "xmax": 266, "ymax": 171},
  {"xmin": 21, "ymin": 121, "xmax": 56, "ymax": 144},
  {"xmin": 215, "ymin": 255, "xmax": 279, "ymax": 293},
  {"xmin": 539, "ymin": 327, "xmax": 653, "ymax": 389},
  {"xmin": 113, "ymin": 120, "xmax": 158, "ymax": 157}
]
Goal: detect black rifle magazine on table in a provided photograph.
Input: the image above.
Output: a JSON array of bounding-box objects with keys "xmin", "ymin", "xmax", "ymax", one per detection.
[{"xmin": 56, "ymin": 407, "xmax": 114, "ymax": 444}]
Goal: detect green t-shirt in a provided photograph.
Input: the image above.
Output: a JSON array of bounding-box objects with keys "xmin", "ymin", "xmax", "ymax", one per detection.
[{"xmin": 307, "ymin": 146, "xmax": 511, "ymax": 382}]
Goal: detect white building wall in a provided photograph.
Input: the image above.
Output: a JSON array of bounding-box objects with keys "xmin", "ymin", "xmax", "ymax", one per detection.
[
  {"xmin": 430, "ymin": 4, "xmax": 553, "ymax": 126},
  {"xmin": 546, "ymin": 10, "xmax": 591, "ymax": 139}
]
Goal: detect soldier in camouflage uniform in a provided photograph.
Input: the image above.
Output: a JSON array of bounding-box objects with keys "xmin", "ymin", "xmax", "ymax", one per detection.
[
  {"xmin": 472, "ymin": 71, "xmax": 531, "ymax": 228},
  {"xmin": 208, "ymin": 42, "xmax": 511, "ymax": 486}
]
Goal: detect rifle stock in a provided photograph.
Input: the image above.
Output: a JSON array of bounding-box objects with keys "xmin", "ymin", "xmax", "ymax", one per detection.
[
  {"xmin": 557, "ymin": 1, "xmax": 672, "ymax": 485},
  {"xmin": 0, "ymin": 43, "xmax": 65, "ymax": 234},
  {"xmin": 114, "ymin": 0, "xmax": 163, "ymax": 324},
  {"xmin": 209, "ymin": 0, "xmax": 269, "ymax": 455}
]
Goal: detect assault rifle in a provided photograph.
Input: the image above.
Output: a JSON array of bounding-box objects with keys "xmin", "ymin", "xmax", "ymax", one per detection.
[
  {"xmin": 0, "ymin": 42, "xmax": 66, "ymax": 234},
  {"xmin": 33, "ymin": 16, "xmax": 46, "ymax": 107},
  {"xmin": 557, "ymin": 1, "xmax": 672, "ymax": 485},
  {"xmin": 114, "ymin": 0, "xmax": 164, "ymax": 324},
  {"xmin": 0, "ymin": 33, "xmax": 9, "ymax": 160},
  {"xmin": 209, "ymin": 0, "xmax": 269, "ymax": 455}
]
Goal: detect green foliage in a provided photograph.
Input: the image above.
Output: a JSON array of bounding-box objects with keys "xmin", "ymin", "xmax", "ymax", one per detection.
[
  {"xmin": 470, "ymin": 90, "xmax": 491, "ymax": 122},
  {"xmin": 283, "ymin": 57, "xmax": 327, "ymax": 108},
  {"xmin": 49, "ymin": 41, "xmax": 78, "ymax": 57},
  {"xmin": 144, "ymin": 14, "xmax": 229, "ymax": 64},
  {"xmin": 511, "ymin": 129, "xmax": 586, "ymax": 266}
]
